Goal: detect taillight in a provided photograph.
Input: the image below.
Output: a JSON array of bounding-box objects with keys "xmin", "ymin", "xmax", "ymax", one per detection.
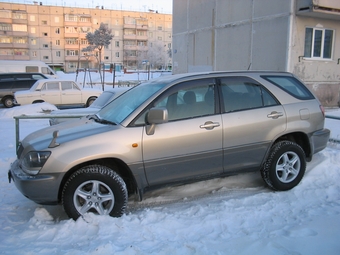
[{"xmin": 319, "ymin": 105, "xmax": 325, "ymax": 117}]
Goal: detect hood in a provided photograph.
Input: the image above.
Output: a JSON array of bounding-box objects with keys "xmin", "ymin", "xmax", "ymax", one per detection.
[
  {"xmin": 50, "ymin": 107, "xmax": 100, "ymax": 116},
  {"xmin": 21, "ymin": 116, "xmax": 118, "ymax": 151}
]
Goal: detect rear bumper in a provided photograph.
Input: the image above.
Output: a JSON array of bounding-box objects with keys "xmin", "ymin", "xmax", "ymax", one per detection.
[
  {"xmin": 8, "ymin": 160, "xmax": 60, "ymax": 205},
  {"xmin": 311, "ymin": 128, "xmax": 330, "ymax": 154}
]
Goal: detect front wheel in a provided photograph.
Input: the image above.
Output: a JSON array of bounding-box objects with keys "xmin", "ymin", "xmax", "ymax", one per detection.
[
  {"xmin": 62, "ymin": 165, "xmax": 128, "ymax": 220},
  {"xmin": 261, "ymin": 141, "xmax": 306, "ymax": 191}
]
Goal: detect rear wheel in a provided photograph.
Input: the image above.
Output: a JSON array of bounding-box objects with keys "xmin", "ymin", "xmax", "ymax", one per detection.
[
  {"xmin": 261, "ymin": 141, "xmax": 306, "ymax": 191},
  {"xmin": 2, "ymin": 96, "xmax": 14, "ymax": 108},
  {"xmin": 62, "ymin": 165, "xmax": 128, "ymax": 220}
]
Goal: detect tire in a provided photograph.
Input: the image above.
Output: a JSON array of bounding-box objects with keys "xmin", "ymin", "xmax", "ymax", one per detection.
[
  {"xmin": 2, "ymin": 96, "xmax": 14, "ymax": 108},
  {"xmin": 62, "ymin": 165, "xmax": 128, "ymax": 220},
  {"xmin": 32, "ymin": 100, "xmax": 44, "ymax": 104},
  {"xmin": 86, "ymin": 97, "xmax": 97, "ymax": 107},
  {"xmin": 261, "ymin": 141, "xmax": 306, "ymax": 191}
]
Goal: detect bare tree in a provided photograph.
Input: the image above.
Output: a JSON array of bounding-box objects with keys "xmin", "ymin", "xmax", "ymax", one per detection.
[
  {"xmin": 86, "ymin": 23, "xmax": 113, "ymax": 90},
  {"xmin": 147, "ymin": 42, "xmax": 168, "ymax": 70}
]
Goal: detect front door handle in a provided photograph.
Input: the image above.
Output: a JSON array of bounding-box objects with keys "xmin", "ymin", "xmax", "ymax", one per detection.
[
  {"xmin": 200, "ymin": 121, "xmax": 220, "ymax": 130},
  {"xmin": 267, "ymin": 111, "xmax": 284, "ymax": 119}
]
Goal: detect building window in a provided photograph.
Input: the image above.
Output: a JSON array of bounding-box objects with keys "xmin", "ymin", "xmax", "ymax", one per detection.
[
  {"xmin": 31, "ymin": 27, "xmax": 36, "ymax": 33},
  {"xmin": 13, "ymin": 37, "xmax": 27, "ymax": 44},
  {"xmin": 30, "ymin": 15, "xmax": 35, "ymax": 21},
  {"xmin": 115, "ymin": 41, "xmax": 119, "ymax": 47},
  {"xmin": 0, "ymin": 37, "xmax": 11, "ymax": 43},
  {"xmin": 55, "ymin": 28, "xmax": 60, "ymax": 34},
  {"xmin": 66, "ymin": 50, "xmax": 79, "ymax": 56},
  {"xmin": 158, "ymin": 36, "xmax": 162, "ymax": 41},
  {"xmin": 157, "ymin": 26, "xmax": 162, "ymax": 30},
  {"xmin": 55, "ymin": 16, "xmax": 59, "ymax": 23},
  {"xmin": 304, "ymin": 27, "xmax": 334, "ymax": 59},
  {"xmin": 32, "ymin": 51, "xmax": 37, "ymax": 57},
  {"xmin": 65, "ymin": 38, "xmax": 78, "ymax": 45},
  {"xmin": 56, "ymin": 39, "xmax": 60, "ymax": 45},
  {"xmin": 56, "ymin": 51, "xmax": 61, "ymax": 57},
  {"xmin": 31, "ymin": 38, "xmax": 36, "ymax": 45},
  {"xmin": 104, "ymin": 56, "xmax": 109, "ymax": 60},
  {"xmin": 65, "ymin": 14, "xmax": 77, "ymax": 22},
  {"xmin": 43, "ymin": 56, "xmax": 49, "ymax": 60},
  {"xmin": 0, "ymin": 23, "xmax": 11, "ymax": 31},
  {"xmin": 14, "ymin": 49, "xmax": 28, "ymax": 55},
  {"xmin": 12, "ymin": 24, "xmax": 27, "ymax": 32},
  {"xmin": 43, "ymin": 32, "xmax": 48, "ymax": 36},
  {"xmin": 42, "ymin": 20, "xmax": 47, "ymax": 25},
  {"xmin": 0, "ymin": 10, "xmax": 11, "ymax": 18},
  {"xmin": 12, "ymin": 12, "xmax": 27, "ymax": 19},
  {"xmin": 43, "ymin": 44, "xmax": 49, "ymax": 48},
  {"xmin": 115, "ymin": 52, "xmax": 119, "ymax": 58}
]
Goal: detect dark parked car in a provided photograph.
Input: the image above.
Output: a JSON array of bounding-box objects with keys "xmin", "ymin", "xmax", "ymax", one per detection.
[
  {"xmin": 9, "ymin": 71, "xmax": 330, "ymax": 220},
  {"xmin": 0, "ymin": 72, "xmax": 48, "ymax": 108}
]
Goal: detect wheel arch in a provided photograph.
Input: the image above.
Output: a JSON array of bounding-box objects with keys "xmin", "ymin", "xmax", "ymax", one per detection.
[
  {"xmin": 273, "ymin": 132, "xmax": 311, "ymax": 161},
  {"xmin": 58, "ymin": 157, "xmax": 140, "ymax": 202},
  {"xmin": 86, "ymin": 96, "xmax": 97, "ymax": 107}
]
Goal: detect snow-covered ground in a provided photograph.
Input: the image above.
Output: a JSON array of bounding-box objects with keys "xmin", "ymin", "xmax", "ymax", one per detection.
[{"xmin": 0, "ymin": 72, "xmax": 339, "ymax": 254}]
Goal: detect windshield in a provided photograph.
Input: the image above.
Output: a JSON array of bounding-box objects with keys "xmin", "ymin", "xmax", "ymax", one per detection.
[{"xmin": 97, "ymin": 81, "xmax": 166, "ymax": 124}]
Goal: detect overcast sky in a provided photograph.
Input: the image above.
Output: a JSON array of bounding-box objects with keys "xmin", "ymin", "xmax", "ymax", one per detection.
[{"xmin": 2, "ymin": 0, "xmax": 173, "ymax": 13}]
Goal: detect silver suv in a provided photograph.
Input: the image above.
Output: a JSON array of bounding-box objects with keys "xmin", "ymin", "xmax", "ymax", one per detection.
[{"xmin": 9, "ymin": 71, "xmax": 330, "ymax": 220}]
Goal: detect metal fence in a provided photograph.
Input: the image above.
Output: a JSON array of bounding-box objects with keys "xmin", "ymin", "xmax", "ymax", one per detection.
[{"xmin": 12, "ymin": 113, "xmax": 340, "ymax": 153}]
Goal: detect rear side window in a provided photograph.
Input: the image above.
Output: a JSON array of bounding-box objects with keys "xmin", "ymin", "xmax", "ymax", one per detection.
[
  {"xmin": 220, "ymin": 77, "xmax": 279, "ymax": 113},
  {"xmin": 262, "ymin": 76, "xmax": 314, "ymax": 100}
]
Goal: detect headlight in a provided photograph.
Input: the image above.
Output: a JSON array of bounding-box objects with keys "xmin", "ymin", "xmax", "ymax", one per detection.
[{"xmin": 21, "ymin": 151, "xmax": 51, "ymax": 175}]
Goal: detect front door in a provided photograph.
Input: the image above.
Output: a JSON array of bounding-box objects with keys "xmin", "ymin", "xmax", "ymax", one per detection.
[{"xmin": 142, "ymin": 79, "xmax": 223, "ymax": 186}]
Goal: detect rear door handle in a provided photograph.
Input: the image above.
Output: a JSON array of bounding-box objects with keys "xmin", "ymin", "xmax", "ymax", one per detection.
[
  {"xmin": 267, "ymin": 111, "xmax": 284, "ymax": 119},
  {"xmin": 200, "ymin": 121, "xmax": 220, "ymax": 130}
]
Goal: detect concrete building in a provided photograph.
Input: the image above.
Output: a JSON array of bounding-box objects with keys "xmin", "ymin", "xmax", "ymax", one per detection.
[
  {"xmin": 0, "ymin": 2, "xmax": 172, "ymax": 72},
  {"xmin": 172, "ymin": 0, "xmax": 340, "ymax": 107}
]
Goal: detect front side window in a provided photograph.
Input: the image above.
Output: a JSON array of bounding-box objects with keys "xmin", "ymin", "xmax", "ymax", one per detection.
[
  {"xmin": 153, "ymin": 79, "xmax": 216, "ymax": 121},
  {"xmin": 220, "ymin": 77, "xmax": 278, "ymax": 112},
  {"xmin": 304, "ymin": 27, "xmax": 334, "ymax": 59}
]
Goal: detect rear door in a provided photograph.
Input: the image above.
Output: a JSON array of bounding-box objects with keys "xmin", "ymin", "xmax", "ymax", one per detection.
[
  {"xmin": 219, "ymin": 76, "xmax": 287, "ymax": 173},
  {"xmin": 142, "ymin": 79, "xmax": 223, "ymax": 186}
]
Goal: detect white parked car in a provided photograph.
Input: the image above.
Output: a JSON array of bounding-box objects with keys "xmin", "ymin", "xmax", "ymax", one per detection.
[
  {"xmin": 14, "ymin": 79, "xmax": 102, "ymax": 108},
  {"xmin": 49, "ymin": 87, "xmax": 131, "ymax": 125}
]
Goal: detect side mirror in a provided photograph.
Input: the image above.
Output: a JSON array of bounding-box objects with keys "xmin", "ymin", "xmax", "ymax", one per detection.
[{"xmin": 146, "ymin": 107, "xmax": 168, "ymax": 135}]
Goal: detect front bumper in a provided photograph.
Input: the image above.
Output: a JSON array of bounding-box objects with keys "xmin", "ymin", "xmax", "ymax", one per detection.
[{"xmin": 8, "ymin": 160, "xmax": 61, "ymax": 205}]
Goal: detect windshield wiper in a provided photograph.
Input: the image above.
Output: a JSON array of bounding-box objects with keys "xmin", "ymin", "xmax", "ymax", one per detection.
[{"xmin": 89, "ymin": 114, "xmax": 116, "ymax": 125}]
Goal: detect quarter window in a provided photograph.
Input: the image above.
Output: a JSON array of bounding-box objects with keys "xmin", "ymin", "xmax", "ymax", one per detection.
[
  {"xmin": 262, "ymin": 76, "xmax": 314, "ymax": 100},
  {"xmin": 304, "ymin": 27, "xmax": 334, "ymax": 59}
]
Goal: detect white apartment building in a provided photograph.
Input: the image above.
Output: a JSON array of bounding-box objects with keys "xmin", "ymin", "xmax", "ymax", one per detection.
[{"xmin": 0, "ymin": 2, "xmax": 172, "ymax": 72}]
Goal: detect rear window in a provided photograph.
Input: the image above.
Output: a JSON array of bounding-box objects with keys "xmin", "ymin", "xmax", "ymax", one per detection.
[{"xmin": 262, "ymin": 76, "xmax": 314, "ymax": 100}]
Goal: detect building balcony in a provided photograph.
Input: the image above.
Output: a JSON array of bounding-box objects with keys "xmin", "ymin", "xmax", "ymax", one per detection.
[
  {"xmin": 297, "ymin": 0, "xmax": 340, "ymax": 20},
  {"xmin": 65, "ymin": 55, "xmax": 80, "ymax": 61}
]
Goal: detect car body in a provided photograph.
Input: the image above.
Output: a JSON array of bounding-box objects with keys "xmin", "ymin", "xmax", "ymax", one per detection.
[
  {"xmin": 14, "ymin": 78, "xmax": 102, "ymax": 108},
  {"xmin": 49, "ymin": 87, "xmax": 131, "ymax": 125},
  {"xmin": 0, "ymin": 72, "xmax": 48, "ymax": 108},
  {"xmin": 8, "ymin": 71, "xmax": 330, "ymax": 220}
]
